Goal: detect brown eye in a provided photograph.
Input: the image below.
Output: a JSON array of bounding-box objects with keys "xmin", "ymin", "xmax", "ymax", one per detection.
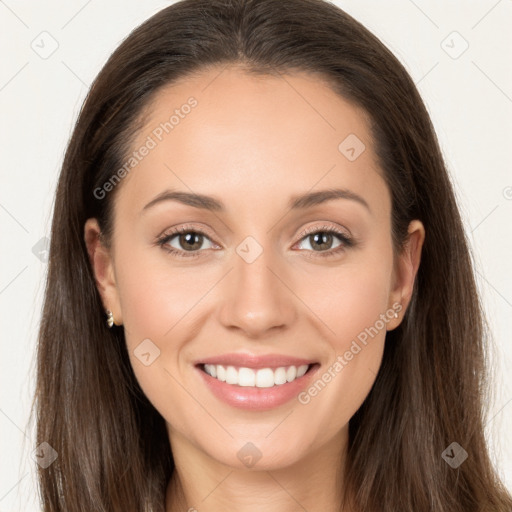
[
  {"xmin": 295, "ymin": 226, "xmax": 354, "ymax": 257},
  {"xmin": 157, "ymin": 226, "xmax": 217, "ymax": 258},
  {"xmin": 175, "ymin": 232, "xmax": 205, "ymax": 251},
  {"xmin": 305, "ymin": 231, "xmax": 337, "ymax": 251}
]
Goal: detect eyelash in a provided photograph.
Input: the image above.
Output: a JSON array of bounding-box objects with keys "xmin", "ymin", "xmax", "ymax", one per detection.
[{"xmin": 156, "ymin": 223, "xmax": 355, "ymax": 260}]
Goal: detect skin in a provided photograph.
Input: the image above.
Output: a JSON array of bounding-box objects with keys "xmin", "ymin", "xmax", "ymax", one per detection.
[{"xmin": 85, "ymin": 65, "xmax": 425, "ymax": 512}]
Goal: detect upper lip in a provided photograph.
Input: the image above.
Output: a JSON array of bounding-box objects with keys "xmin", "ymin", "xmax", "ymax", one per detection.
[{"xmin": 196, "ymin": 353, "xmax": 315, "ymax": 369}]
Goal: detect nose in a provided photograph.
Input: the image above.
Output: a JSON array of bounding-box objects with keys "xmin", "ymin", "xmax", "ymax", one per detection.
[{"xmin": 217, "ymin": 243, "xmax": 297, "ymax": 339}]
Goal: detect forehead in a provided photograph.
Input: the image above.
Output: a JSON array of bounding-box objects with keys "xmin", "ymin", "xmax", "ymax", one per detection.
[{"xmin": 115, "ymin": 65, "xmax": 390, "ymax": 221}]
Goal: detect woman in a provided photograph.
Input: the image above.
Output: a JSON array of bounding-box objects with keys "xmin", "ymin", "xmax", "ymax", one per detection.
[{"xmin": 34, "ymin": 0, "xmax": 512, "ymax": 510}]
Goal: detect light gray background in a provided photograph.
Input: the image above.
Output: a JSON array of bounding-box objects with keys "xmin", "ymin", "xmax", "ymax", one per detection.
[{"xmin": 1, "ymin": 1, "xmax": 511, "ymax": 510}]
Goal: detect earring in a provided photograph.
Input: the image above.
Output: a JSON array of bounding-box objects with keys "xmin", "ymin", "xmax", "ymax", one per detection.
[
  {"xmin": 106, "ymin": 309, "xmax": 114, "ymax": 328},
  {"xmin": 394, "ymin": 310, "xmax": 399, "ymax": 319}
]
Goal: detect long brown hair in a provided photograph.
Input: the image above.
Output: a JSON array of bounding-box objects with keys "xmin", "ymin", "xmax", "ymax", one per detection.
[{"xmin": 33, "ymin": 0, "xmax": 512, "ymax": 510}]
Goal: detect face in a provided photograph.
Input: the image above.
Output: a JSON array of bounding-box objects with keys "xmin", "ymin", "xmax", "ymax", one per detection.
[{"xmin": 86, "ymin": 65, "xmax": 424, "ymax": 472}]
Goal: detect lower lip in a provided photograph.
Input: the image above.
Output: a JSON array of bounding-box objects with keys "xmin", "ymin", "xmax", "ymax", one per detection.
[{"xmin": 196, "ymin": 364, "xmax": 319, "ymax": 411}]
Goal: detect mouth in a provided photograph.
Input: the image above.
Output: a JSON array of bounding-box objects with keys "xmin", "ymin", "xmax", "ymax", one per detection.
[
  {"xmin": 199, "ymin": 363, "xmax": 314, "ymax": 387},
  {"xmin": 194, "ymin": 355, "xmax": 320, "ymax": 410}
]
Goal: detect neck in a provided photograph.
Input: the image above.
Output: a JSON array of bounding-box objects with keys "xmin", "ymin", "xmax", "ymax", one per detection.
[{"xmin": 165, "ymin": 428, "xmax": 351, "ymax": 512}]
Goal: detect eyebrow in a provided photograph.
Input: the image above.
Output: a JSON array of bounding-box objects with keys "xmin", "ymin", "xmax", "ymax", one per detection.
[{"xmin": 141, "ymin": 187, "xmax": 371, "ymax": 214}]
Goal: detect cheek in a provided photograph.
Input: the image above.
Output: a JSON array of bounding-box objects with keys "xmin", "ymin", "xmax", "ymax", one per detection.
[
  {"xmin": 113, "ymin": 243, "xmax": 231, "ymax": 408},
  {"xmin": 289, "ymin": 249, "xmax": 393, "ymax": 431},
  {"xmin": 114, "ymin": 244, "xmax": 210, "ymax": 343},
  {"xmin": 113, "ymin": 249, "xmax": 205, "ymax": 424},
  {"xmin": 296, "ymin": 254, "xmax": 393, "ymax": 350}
]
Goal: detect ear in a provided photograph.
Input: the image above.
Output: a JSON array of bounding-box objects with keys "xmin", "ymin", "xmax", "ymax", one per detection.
[
  {"xmin": 386, "ymin": 219, "xmax": 425, "ymax": 330},
  {"xmin": 84, "ymin": 218, "xmax": 123, "ymax": 326}
]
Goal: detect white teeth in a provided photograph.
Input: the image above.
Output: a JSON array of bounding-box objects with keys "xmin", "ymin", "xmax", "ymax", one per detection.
[
  {"xmin": 204, "ymin": 364, "xmax": 217, "ymax": 378},
  {"xmin": 297, "ymin": 364, "xmax": 308, "ymax": 377},
  {"xmin": 238, "ymin": 367, "xmax": 255, "ymax": 387},
  {"xmin": 203, "ymin": 364, "xmax": 310, "ymax": 387},
  {"xmin": 216, "ymin": 365, "xmax": 226, "ymax": 382},
  {"xmin": 256, "ymin": 368, "xmax": 275, "ymax": 388},
  {"xmin": 286, "ymin": 366, "xmax": 297, "ymax": 382},
  {"xmin": 274, "ymin": 367, "xmax": 287, "ymax": 385},
  {"xmin": 225, "ymin": 366, "xmax": 238, "ymax": 384}
]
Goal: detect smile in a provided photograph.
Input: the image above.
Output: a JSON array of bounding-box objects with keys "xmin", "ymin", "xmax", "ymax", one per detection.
[
  {"xmin": 195, "ymin": 354, "xmax": 320, "ymax": 410},
  {"xmin": 202, "ymin": 363, "xmax": 310, "ymax": 387}
]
